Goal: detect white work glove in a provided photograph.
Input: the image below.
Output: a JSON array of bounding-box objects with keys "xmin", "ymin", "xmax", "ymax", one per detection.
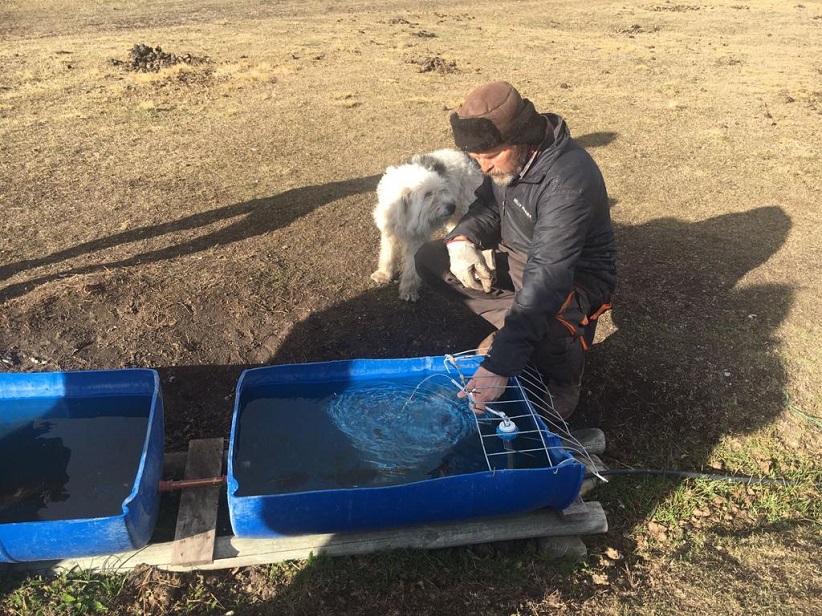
[{"xmin": 446, "ymin": 238, "xmax": 495, "ymax": 293}]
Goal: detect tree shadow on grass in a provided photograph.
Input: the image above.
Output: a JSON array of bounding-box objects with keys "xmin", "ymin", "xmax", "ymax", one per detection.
[{"xmin": 0, "ymin": 174, "xmax": 380, "ymax": 303}]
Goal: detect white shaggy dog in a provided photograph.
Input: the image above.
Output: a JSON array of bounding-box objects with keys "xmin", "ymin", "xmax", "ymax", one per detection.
[{"xmin": 370, "ymin": 149, "xmax": 484, "ymax": 302}]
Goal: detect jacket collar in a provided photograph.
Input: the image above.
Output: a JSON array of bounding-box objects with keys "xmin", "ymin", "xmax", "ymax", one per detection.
[{"xmin": 515, "ymin": 113, "xmax": 569, "ymax": 185}]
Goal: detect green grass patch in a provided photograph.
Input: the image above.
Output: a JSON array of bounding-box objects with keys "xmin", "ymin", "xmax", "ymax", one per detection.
[{"xmin": 1, "ymin": 569, "xmax": 124, "ymax": 615}]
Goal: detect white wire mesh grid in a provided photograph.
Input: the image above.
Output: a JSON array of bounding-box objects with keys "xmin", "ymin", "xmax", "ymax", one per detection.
[{"xmin": 443, "ymin": 351, "xmax": 605, "ymax": 480}]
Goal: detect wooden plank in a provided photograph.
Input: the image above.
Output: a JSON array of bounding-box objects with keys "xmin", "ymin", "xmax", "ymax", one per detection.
[
  {"xmin": 163, "ymin": 445, "xmax": 229, "ymax": 479},
  {"xmin": 21, "ymin": 501, "xmax": 607, "ymax": 573},
  {"xmin": 558, "ymin": 497, "xmax": 589, "ymax": 521},
  {"xmin": 170, "ymin": 438, "xmax": 224, "ymax": 566}
]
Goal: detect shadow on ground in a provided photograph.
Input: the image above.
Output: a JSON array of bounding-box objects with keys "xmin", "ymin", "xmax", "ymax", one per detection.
[
  {"xmin": 574, "ymin": 131, "xmax": 619, "ymax": 149},
  {"xmin": 589, "ymin": 205, "xmax": 792, "ymax": 461},
  {"xmin": 0, "ymin": 174, "xmax": 381, "ymax": 303}
]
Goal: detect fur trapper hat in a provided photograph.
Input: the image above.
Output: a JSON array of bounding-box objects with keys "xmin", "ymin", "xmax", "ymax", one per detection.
[{"xmin": 450, "ymin": 81, "xmax": 547, "ymax": 152}]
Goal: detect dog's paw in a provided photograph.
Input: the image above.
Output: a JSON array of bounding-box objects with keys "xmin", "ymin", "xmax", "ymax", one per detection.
[
  {"xmin": 398, "ymin": 287, "xmax": 420, "ymax": 302},
  {"xmin": 370, "ymin": 270, "xmax": 394, "ymax": 285}
]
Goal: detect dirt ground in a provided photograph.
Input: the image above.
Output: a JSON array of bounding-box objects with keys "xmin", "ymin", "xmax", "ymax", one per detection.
[{"xmin": 1, "ymin": 0, "xmax": 821, "ymax": 614}]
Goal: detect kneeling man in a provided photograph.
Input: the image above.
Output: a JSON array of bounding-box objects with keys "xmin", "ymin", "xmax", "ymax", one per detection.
[{"xmin": 415, "ymin": 81, "xmax": 616, "ymax": 419}]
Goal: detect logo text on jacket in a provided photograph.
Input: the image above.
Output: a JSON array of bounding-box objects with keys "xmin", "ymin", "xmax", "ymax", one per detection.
[{"xmin": 512, "ymin": 198, "xmax": 532, "ymax": 220}]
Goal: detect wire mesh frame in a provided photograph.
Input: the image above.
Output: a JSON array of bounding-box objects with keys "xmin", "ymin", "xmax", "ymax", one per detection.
[
  {"xmin": 443, "ymin": 351, "xmax": 606, "ymax": 480},
  {"xmin": 443, "ymin": 354, "xmax": 556, "ymax": 473}
]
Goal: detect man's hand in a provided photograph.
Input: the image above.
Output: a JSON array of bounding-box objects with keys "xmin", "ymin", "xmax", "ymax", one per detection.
[
  {"xmin": 458, "ymin": 365, "xmax": 508, "ymax": 413},
  {"xmin": 446, "ymin": 238, "xmax": 494, "ymax": 293}
]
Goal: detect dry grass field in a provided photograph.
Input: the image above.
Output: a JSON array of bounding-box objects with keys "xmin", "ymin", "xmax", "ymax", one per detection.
[{"xmin": 1, "ymin": 1, "xmax": 821, "ymax": 614}]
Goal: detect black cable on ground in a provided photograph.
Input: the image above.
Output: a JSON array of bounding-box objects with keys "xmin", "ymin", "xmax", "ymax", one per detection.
[{"xmin": 585, "ymin": 468, "xmax": 820, "ymax": 487}]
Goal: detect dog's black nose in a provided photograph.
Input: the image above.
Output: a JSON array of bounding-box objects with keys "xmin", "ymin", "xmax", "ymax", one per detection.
[{"xmin": 444, "ymin": 202, "xmax": 456, "ymax": 215}]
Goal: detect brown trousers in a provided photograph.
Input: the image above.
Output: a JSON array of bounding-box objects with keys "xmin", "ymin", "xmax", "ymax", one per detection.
[{"xmin": 415, "ymin": 239, "xmax": 600, "ymax": 385}]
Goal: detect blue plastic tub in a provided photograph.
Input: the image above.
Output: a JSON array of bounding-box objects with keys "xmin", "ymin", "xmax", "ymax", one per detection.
[
  {"xmin": 0, "ymin": 369, "xmax": 164, "ymax": 562},
  {"xmin": 228, "ymin": 355, "xmax": 584, "ymax": 537}
]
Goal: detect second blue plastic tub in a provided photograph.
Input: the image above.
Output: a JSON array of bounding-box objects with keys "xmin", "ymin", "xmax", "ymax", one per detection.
[{"xmin": 228, "ymin": 355, "xmax": 583, "ymax": 537}]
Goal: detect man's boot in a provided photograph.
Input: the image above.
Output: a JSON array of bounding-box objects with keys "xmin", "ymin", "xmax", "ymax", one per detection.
[
  {"xmin": 546, "ymin": 376, "xmax": 582, "ymax": 420},
  {"xmin": 543, "ymin": 351, "xmax": 585, "ymax": 420}
]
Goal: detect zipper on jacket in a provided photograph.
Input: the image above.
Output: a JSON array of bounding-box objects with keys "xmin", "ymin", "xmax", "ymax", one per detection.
[{"xmin": 501, "ymin": 191, "xmax": 507, "ymax": 242}]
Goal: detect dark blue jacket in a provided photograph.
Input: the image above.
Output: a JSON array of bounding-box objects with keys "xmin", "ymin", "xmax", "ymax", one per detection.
[{"xmin": 449, "ymin": 114, "xmax": 617, "ymax": 376}]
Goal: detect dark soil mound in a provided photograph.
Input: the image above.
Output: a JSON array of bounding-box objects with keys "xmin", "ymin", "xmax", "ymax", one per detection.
[
  {"xmin": 411, "ymin": 55, "xmax": 458, "ymax": 74},
  {"xmin": 110, "ymin": 44, "xmax": 209, "ymax": 73}
]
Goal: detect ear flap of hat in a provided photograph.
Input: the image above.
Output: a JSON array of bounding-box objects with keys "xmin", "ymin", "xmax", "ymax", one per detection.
[
  {"xmin": 503, "ymin": 98, "xmax": 547, "ymax": 145},
  {"xmin": 450, "ymin": 113, "xmax": 505, "ymax": 153}
]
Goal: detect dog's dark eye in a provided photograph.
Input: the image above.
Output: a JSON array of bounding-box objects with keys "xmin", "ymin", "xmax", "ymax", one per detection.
[{"xmin": 424, "ymin": 191, "xmax": 433, "ymax": 200}]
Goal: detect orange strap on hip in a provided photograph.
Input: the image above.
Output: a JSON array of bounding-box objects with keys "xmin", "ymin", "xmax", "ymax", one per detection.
[
  {"xmin": 557, "ymin": 291, "xmax": 575, "ymax": 315},
  {"xmin": 589, "ymin": 302, "xmax": 612, "ymax": 320},
  {"xmin": 555, "ymin": 292, "xmax": 588, "ymax": 351},
  {"xmin": 555, "ymin": 294, "xmax": 612, "ymax": 352},
  {"xmin": 581, "ymin": 302, "xmax": 612, "ymax": 325}
]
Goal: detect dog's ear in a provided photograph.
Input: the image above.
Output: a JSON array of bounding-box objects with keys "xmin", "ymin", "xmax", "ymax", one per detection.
[{"xmin": 400, "ymin": 188, "xmax": 411, "ymax": 212}]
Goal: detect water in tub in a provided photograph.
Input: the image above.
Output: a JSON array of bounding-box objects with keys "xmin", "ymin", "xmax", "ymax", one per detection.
[
  {"xmin": 234, "ymin": 375, "xmax": 545, "ymax": 496},
  {"xmin": 0, "ymin": 396, "xmax": 148, "ymax": 523}
]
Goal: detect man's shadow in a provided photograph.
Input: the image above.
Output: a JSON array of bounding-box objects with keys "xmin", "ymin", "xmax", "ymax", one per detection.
[
  {"xmin": 0, "ymin": 174, "xmax": 380, "ymax": 302},
  {"xmin": 584, "ymin": 205, "xmax": 792, "ymax": 465}
]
